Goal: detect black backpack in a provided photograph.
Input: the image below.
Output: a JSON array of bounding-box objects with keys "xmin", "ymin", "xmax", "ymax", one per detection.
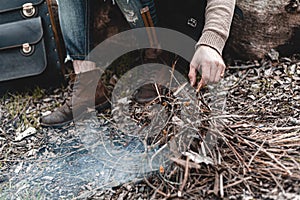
[{"xmin": 155, "ymin": 0, "xmax": 207, "ymax": 41}]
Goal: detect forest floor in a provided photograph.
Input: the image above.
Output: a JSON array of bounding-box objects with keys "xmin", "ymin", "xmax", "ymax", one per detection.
[{"xmin": 0, "ymin": 53, "xmax": 300, "ymax": 199}]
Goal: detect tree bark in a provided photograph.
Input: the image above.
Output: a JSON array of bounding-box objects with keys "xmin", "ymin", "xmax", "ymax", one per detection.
[{"xmin": 226, "ymin": 0, "xmax": 300, "ymax": 60}]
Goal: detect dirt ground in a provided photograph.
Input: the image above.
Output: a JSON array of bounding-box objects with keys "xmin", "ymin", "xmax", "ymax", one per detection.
[{"xmin": 0, "ymin": 53, "xmax": 300, "ymax": 199}]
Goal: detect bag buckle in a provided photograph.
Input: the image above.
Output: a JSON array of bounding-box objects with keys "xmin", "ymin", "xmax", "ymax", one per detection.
[
  {"xmin": 187, "ymin": 18, "xmax": 197, "ymax": 28},
  {"xmin": 22, "ymin": 43, "xmax": 32, "ymax": 54},
  {"xmin": 285, "ymin": 0, "xmax": 300, "ymax": 13},
  {"xmin": 22, "ymin": 3, "xmax": 36, "ymax": 17}
]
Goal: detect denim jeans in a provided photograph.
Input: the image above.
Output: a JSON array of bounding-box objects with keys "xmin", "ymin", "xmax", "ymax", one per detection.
[{"xmin": 57, "ymin": 0, "xmax": 156, "ymax": 61}]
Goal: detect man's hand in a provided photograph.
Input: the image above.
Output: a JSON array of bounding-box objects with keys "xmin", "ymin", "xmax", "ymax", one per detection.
[{"xmin": 188, "ymin": 45, "xmax": 226, "ymax": 91}]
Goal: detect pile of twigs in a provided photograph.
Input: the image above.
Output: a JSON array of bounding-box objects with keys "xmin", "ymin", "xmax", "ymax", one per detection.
[{"xmin": 106, "ymin": 55, "xmax": 300, "ymax": 199}]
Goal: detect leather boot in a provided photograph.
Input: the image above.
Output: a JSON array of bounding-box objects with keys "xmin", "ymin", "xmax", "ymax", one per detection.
[
  {"xmin": 132, "ymin": 83, "xmax": 170, "ymax": 104},
  {"xmin": 132, "ymin": 50, "xmax": 174, "ymax": 104},
  {"xmin": 40, "ymin": 61, "xmax": 110, "ymax": 127}
]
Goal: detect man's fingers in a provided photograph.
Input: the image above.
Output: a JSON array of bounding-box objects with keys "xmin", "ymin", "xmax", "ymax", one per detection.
[
  {"xmin": 209, "ymin": 62, "xmax": 219, "ymax": 83},
  {"xmin": 201, "ymin": 63, "xmax": 210, "ymax": 86},
  {"xmin": 188, "ymin": 65, "xmax": 197, "ymax": 86},
  {"xmin": 214, "ymin": 63, "xmax": 224, "ymax": 83},
  {"xmin": 220, "ymin": 65, "xmax": 225, "ymax": 78},
  {"xmin": 196, "ymin": 78, "xmax": 204, "ymax": 93}
]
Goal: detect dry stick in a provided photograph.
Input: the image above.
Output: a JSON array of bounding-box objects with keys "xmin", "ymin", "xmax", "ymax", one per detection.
[
  {"xmin": 270, "ymin": 138, "xmax": 300, "ymax": 146},
  {"xmin": 211, "ymin": 171, "xmax": 220, "ymax": 197},
  {"xmin": 260, "ymin": 126, "xmax": 300, "ymax": 131},
  {"xmin": 268, "ymin": 132, "xmax": 300, "ymax": 145},
  {"xmin": 250, "ymin": 141, "xmax": 293, "ymax": 175},
  {"xmin": 169, "ymin": 58, "xmax": 179, "ymax": 91},
  {"xmin": 178, "ymin": 157, "xmax": 190, "ymax": 197},
  {"xmin": 247, "ymin": 139, "xmax": 266, "ymax": 168},
  {"xmin": 255, "ymin": 159, "xmax": 291, "ymax": 174},
  {"xmin": 211, "ymin": 114, "xmax": 257, "ymax": 120},
  {"xmin": 154, "ymin": 83, "xmax": 162, "ymax": 102},
  {"xmin": 267, "ymin": 169, "xmax": 286, "ymax": 194},
  {"xmin": 209, "ymin": 148, "xmax": 223, "ymax": 197},
  {"xmin": 278, "ymin": 142, "xmax": 300, "ymax": 147},
  {"xmin": 173, "ymin": 82, "xmax": 188, "ymax": 97},
  {"xmin": 223, "ymin": 177, "xmax": 252, "ymax": 189},
  {"xmin": 287, "ymin": 155, "xmax": 300, "ymax": 171},
  {"xmin": 268, "ymin": 131, "xmax": 300, "ymax": 142},
  {"xmin": 144, "ymin": 177, "xmax": 170, "ymax": 198},
  {"xmin": 218, "ymin": 149, "xmax": 224, "ymax": 198},
  {"xmin": 150, "ymin": 183, "xmax": 166, "ymax": 200},
  {"xmin": 219, "ymin": 121, "xmax": 256, "ymax": 173},
  {"xmin": 228, "ymin": 64, "xmax": 258, "ymax": 69},
  {"xmin": 197, "ymin": 92, "xmax": 211, "ymax": 110},
  {"xmin": 170, "ymin": 157, "xmax": 201, "ymax": 169},
  {"xmin": 216, "ymin": 129, "xmax": 251, "ymax": 173},
  {"xmin": 229, "ymin": 123, "xmax": 254, "ymax": 129}
]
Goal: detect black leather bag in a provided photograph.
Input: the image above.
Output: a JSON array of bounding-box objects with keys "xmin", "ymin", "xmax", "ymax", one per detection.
[{"xmin": 0, "ymin": 0, "xmax": 65, "ymax": 93}]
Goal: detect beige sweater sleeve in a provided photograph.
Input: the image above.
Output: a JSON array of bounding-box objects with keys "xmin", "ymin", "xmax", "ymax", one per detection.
[{"xmin": 196, "ymin": 0, "xmax": 236, "ymax": 55}]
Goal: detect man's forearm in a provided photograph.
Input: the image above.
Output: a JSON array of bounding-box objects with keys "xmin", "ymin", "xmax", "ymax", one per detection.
[{"xmin": 197, "ymin": 0, "xmax": 236, "ymax": 55}]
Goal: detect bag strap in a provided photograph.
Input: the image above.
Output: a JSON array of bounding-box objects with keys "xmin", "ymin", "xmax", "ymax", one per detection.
[{"xmin": 45, "ymin": 0, "xmax": 66, "ymax": 75}]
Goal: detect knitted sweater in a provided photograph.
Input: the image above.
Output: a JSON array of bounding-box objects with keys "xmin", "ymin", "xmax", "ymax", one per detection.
[{"xmin": 197, "ymin": 0, "xmax": 236, "ymax": 55}]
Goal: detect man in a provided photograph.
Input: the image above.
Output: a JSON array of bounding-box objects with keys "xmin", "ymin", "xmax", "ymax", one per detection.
[{"xmin": 40, "ymin": 0, "xmax": 236, "ymax": 127}]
